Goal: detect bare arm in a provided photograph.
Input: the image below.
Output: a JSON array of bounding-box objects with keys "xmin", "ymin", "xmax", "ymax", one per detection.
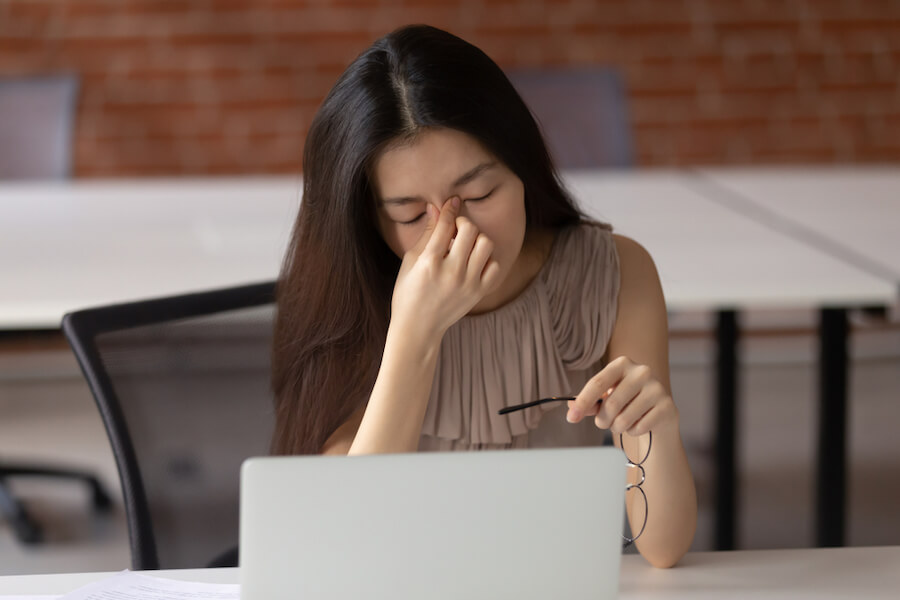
[
  {"xmin": 606, "ymin": 234, "xmax": 697, "ymax": 567},
  {"xmin": 346, "ymin": 325, "xmax": 442, "ymax": 454},
  {"xmin": 566, "ymin": 234, "xmax": 697, "ymax": 567}
]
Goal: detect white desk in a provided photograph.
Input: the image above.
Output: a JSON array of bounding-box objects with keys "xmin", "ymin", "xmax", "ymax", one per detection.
[
  {"xmin": 2, "ymin": 171, "xmax": 895, "ymax": 550},
  {"xmin": 1, "ymin": 547, "xmax": 897, "ymax": 599},
  {"xmin": 0, "ymin": 177, "xmax": 300, "ymax": 330},
  {"xmin": 563, "ymin": 170, "xmax": 895, "ymax": 309},
  {"xmin": 693, "ymin": 166, "xmax": 900, "ymax": 284},
  {"xmin": 675, "ymin": 167, "xmax": 900, "ymax": 548},
  {"xmin": 2, "ymin": 172, "xmax": 893, "ymax": 329},
  {"xmin": 564, "ymin": 170, "xmax": 897, "ymax": 549}
]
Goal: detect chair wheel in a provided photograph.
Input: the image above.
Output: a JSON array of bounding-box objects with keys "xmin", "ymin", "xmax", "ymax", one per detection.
[{"xmin": 11, "ymin": 514, "xmax": 43, "ymax": 545}]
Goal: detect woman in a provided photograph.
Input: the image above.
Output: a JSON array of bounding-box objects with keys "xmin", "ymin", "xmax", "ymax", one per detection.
[{"xmin": 271, "ymin": 24, "xmax": 696, "ymax": 568}]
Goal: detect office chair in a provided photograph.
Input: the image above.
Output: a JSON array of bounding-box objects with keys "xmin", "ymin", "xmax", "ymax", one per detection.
[
  {"xmin": 0, "ymin": 74, "xmax": 115, "ymax": 544},
  {"xmin": 505, "ymin": 67, "xmax": 634, "ymax": 168},
  {"xmin": 62, "ymin": 282, "xmax": 277, "ymax": 569},
  {"xmin": 0, "ymin": 75, "xmax": 78, "ymax": 179}
]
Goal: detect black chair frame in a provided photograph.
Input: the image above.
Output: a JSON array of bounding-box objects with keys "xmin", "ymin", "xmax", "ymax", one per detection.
[{"xmin": 61, "ymin": 281, "xmax": 276, "ymax": 570}]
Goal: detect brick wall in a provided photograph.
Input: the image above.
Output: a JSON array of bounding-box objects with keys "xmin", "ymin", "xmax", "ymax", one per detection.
[{"xmin": 2, "ymin": 0, "xmax": 898, "ymax": 176}]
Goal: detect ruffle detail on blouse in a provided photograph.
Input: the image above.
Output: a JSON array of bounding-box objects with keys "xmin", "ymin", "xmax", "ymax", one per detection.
[{"xmin": 419, "ymin": 222, "xmax": 620, "ymax": 447}]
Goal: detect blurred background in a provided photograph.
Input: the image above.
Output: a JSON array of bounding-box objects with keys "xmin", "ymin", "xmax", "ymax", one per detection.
[
  {"xmin": 2, "ymin": 0, "xmax": 899, "ymax": 174},
  {"xmin": 1, "ymin": 0, "xmax": 898, "ymax": 576}
]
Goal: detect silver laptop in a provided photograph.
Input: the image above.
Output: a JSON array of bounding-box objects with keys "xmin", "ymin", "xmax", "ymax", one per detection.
[{"xmin": 240, "ymin": 447, "xmax": 626, "ymax": 600}]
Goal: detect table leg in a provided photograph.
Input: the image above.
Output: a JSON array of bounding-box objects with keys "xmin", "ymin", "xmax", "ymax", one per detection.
[
  {"xmin": 817, "ymin": 308, "xmax": 848, "ymax": 547},
  {"xmin": 715, "ymin": 310, "xmax": 738, "ymax": 550}
]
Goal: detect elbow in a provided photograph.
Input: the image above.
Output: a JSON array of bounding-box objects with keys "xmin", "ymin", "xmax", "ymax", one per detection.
[
  {"xmin": 643, "ymin": 550, "xmax": 685, "ymax": 569},
  {"xmin": 637, "ymin": 519, "xmax": 696, "ymax": 569}
]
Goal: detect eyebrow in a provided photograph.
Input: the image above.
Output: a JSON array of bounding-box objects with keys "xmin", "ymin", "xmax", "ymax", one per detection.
[{"xmin": 380, "ymin": 161, "xmax": 498, "ymax": 206}]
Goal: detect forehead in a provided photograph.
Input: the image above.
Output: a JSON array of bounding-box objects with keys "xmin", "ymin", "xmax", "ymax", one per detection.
[{"xmin": 371, "ymin": 128, "xmax": 495, "ymax": 197}]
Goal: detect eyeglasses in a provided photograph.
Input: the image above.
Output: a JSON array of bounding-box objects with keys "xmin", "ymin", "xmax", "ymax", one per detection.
[{"xmin": 499, "ymin": 396, "xmax": 651, "ymax": 549}]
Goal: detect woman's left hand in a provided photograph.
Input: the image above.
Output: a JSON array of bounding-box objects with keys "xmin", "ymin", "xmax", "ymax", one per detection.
[{"xmin": 566, "ymin": 355, "xmax": 678, "ymax": 436}]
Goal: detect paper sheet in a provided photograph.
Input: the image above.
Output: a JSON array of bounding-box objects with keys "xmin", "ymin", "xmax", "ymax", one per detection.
[
  {"xmin": 57, "ymin": 571, "xmax": 239, "ymax": 600},
  {"xmin": 0, "ymin": 596, "xmax": 61, "ymax": 600}
]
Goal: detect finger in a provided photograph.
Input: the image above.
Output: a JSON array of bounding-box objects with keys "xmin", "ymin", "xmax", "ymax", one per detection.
[
  {"xmin": 448, "ymin": 216, "xmax": 479, "ymax": 265},
  {"xmin": 566, "ymin": 357, "xmax": 630, "ymax": 422},
  {"xmin": 595, "ymin": 365, "xmax": 651, "ymax": 428},
  {"xmin": 604, "ymin": 385, "xmax": 656, "ymax": 434},
  {"xmin": 423, "ymin": 197, "xmax": 460, "ymax": 257},
  {"xmin": 566, "ymin": 385, "xmax": 613, "ymax": 423},
  {"xmin": 625, "ymin": 403, "xmax": 667, "ymax": 437},
  {"xmin": 480, "ymin": 258, "xmax": 502, "ymax": 289},
  {"xmin": 465, "ymin": 232, "xmax": 494, "ymax": 283}
]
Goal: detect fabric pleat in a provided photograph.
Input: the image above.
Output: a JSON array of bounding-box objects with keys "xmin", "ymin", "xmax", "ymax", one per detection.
[{"xmin": 418, "ymin": 222, "xmax": 621, "ymax": 451}]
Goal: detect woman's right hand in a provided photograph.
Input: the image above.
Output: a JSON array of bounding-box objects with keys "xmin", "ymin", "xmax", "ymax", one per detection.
[{"xmin": 390, "ymin": 196, "xmax": 502, "ymax": 341}]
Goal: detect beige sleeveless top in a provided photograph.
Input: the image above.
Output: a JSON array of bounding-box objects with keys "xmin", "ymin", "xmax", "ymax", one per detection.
[{"xmin": 418, "ymin": 222, "xmax": 620, "ymax": 452}]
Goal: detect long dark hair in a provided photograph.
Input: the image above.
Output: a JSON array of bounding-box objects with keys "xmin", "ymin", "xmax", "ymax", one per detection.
[{"xmin": 271, "ymin": 24, "xmax": 586, "ymax": 455}]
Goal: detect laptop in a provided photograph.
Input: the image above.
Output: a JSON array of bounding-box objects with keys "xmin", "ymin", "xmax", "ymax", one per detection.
[{"xmin": 239, "ymin": 447, "xmax": 626, "ymax": 600}]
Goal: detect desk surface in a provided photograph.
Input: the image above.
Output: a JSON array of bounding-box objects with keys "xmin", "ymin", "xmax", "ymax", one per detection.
[
  {"xmin": 2, "ymin": 170, "xmax": 896, "ymax": 329},
  {"xmin": 694, "ymin": 166, "xmax": 900, "ymax": 284},
  {"xmin": 0, "ymin": 546, "xmax": 897, "ymax": 599},
  {"xmin": 567, "ymin": 170, "xmax": 896, "ymax": 310},
  {"xmin": 0, "ymin": 177, "xmax": 300, "ymax": 329}
]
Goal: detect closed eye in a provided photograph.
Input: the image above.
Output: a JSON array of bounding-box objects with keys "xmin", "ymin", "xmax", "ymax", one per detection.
[
  {"xmin": 466, "ymin": 189, "xmax": 494, "ymax": 203},
  {"xmin": 399, "ymin": 214, "xmax": 425, "ymax": 226},
  {"xmin": 396, "ymin": 189, "xmax": 495, "ymax": 226}
]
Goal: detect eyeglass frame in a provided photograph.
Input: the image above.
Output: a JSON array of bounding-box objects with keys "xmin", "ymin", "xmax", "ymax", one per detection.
[{"xmin": 498, "ymin": 396, "xmax": 651, "ymax": 549}]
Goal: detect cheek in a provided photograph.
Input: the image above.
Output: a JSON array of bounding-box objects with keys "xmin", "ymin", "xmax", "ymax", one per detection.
[
  {"xmin": 468, "ymin": 196, "xmax": 526, "ymax": 262},
  {"xmin": 379, "ymin": 221, "xmax": 420, "ymax": 258}
]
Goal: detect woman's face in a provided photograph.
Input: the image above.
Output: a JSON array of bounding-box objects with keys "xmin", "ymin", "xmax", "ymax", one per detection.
[{"xmin": 371, "ymin": 127, "xmax": 527, "ymax": 298}]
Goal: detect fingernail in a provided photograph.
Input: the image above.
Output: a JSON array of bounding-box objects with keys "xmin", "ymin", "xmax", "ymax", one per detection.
[
  {"xmin": 451, "ymin": 196, "xmax": 460, "ymax": 209},
  {"xmin": 566, "ymin": 409, "xmax": 581, "ymax": 423}
]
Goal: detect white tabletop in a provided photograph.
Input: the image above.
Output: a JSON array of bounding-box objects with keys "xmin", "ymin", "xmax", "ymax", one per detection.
[
  {"xmin": 564, "ymin": 170, "xmax": 896, "ymax": 310},
  {"xmin": 0, "ymin": 547, "xmax": 897, "ymax": 599},
  {"xmin": 0, "ymin": 177, "xmax": 300, "ymax": 329},
  {"xmin": 2, "ymin": 171, "xmax": 896, "ymax": 329},
  {"xmin": 694, "ymin": 166, "xmax": 900, "ymax": 284}
]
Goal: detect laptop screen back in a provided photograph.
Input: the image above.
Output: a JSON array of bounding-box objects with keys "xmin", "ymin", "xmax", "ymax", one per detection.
[{"xmin": 240, "ymin": 447, "xmax": 626, "ymax": 600}]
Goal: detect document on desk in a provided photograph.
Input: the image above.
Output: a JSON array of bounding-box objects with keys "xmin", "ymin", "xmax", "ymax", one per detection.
[{"xmin": 57, "ymin": 571, "xmax": 239, "ymax": 600}]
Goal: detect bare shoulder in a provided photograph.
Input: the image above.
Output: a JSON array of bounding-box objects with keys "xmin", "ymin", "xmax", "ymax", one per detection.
[
  {"xmin": 605, "ymin": 233, "xmax": 670, "ymax": 388},
  {"xmin": 611, "ymin": 233, "xmax": 662, "ymax": 293}
]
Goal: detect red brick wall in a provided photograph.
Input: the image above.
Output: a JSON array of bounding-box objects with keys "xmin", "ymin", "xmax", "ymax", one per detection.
[{"xmin": 2, "ymin": 0, "xmax": 898, "ymax": 176}]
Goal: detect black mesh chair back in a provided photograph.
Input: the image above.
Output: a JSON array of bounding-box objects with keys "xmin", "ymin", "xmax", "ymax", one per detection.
[
  {"xmin": 506, "ymin": 67, "xmax": 633, "ymax": 168},
  {"xmin": 62, "ymin": 282, "xmax": 277, "ymax": 570}
]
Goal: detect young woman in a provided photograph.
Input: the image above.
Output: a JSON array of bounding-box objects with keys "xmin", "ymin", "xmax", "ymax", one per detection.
[{"xmin": 271, "ymin": 24, "xmax": 696, "ymax": 568}]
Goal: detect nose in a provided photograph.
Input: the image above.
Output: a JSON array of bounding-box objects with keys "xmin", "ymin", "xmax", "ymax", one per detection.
[{"xmin": 428, "ymin": 197, "xmax": 469, "ymax": 219}]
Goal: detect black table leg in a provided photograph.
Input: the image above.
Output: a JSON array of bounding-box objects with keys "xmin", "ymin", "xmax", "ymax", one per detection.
[
  {"xmin": 817, "ymin": 308, "xmax": 848, "ymax": 547},
  {"xmin": 715, "ymin": 309, "xmax": 738, "ymax": 550}
]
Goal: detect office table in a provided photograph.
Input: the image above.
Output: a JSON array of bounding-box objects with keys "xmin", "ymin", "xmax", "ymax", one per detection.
[
  {"xmin": 682, "ymin": 167, "xmax": 900, "ymax": 548},
  {"xmin": 693, "ymin": 167, "xmax": 900, "ymax": 284},
  {"xmin": 0, "ymin": 177, "xmax": 300, "ymax": 330},
  {"xmin": 565, "ymin": 170, "xmax": 897, "ymax": 550},
  {"xmin": 0, "ymin": 546, "xmax": 897, "ymax": 599},
  {"xmin": 3, "ymin": 172, "xmax": 896, "ymax": 551}
]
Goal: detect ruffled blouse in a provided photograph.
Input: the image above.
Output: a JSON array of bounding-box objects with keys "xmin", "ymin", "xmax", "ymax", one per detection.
[{"xmin": 418, "ymin": 222, "xmax": 621, "ymax": 452}]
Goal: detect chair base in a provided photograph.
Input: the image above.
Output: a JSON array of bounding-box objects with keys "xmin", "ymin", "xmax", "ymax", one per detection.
[{"xmin": 0, "ymin": 465, "xmax": 114, "ymax": 544}]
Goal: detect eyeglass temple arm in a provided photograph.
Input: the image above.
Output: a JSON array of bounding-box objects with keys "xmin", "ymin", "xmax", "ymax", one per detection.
[{"xmin": 497, "ymin": 396, "xmax": 577, "ymax": 415}]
